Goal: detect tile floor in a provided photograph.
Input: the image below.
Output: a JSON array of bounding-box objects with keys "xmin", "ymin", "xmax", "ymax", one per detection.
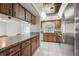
[{"xmin": 33, "ymin": 42, "xmax": 74, "ymax": 56}]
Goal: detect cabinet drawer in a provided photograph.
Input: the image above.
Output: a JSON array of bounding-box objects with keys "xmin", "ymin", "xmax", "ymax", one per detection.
[
  {"xmin": 22, "ymin": 40, "xmax": 31, "ymax": 49},
  {"xmin": 13, "ymin": 51, "xmax": 20, "ymax": 56},
  {"xmin": 32, "ymin": 37, "xmax": 37, "ymax": 41},
  {"xmin": 5, "ymin": 44, "xmax": 20, "ymax": 56},
  {"xmin": 0, "ymin": 52, "xmax": 5, "ymax": 56}
]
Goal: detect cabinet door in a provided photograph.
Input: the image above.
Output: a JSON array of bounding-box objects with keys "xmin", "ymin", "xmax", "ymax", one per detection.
[
  {"xmin": 55, "ymin": 20, "xmax": 61, "ymax": 28},
  {"xmin": 13, "ymin": 3, "xmax": 19, "ymax": 17},
  {"xmin": 0, "ymin": 3, "xmax": 12, "ymax": 16},
  {"xmin": 43, "ymin": 33, "xmax": 48, "ymax": 42},
  {"xmin": 5, "ymin": 44, "xmax": 20, "ymax": 56},
  {"xmin": 26, "ymin": 11, "xmax": 31, "ymax": 23},
  {"xmin": 32, "ymin": 37, "xmax": 37, "ymax": 55},
  {"xmin": 13, "ymin": 4, "xmax": 25, "ymax": 20},
  {"xmin": 0, "ymin": 52, "xmax": 5, "ymax": 56},
  {"xmin": 37, "ymin": 35, "xmax": 40, "ymax": 48},
  {"xmin": 19, "ymin": 5, "xmax": 25, "ymax": 20},
  {"xmin": 31, "ymin": 15, "xmax": 36, "ymax": 24},
  {"xmin": 22, "ymin": 45, "xmax": 31, "ymax": 56}
]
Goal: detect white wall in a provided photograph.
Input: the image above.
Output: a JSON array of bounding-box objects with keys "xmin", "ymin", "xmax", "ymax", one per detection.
[
  {"xmin": 65, "ymin": 22, "xmax": 74, "ymax": 34},
  {"xmin": 0, "ymin": 14, "xmax": 30, "ymax": 36},
  {"xmin": 6, "ymin": 20, "xmax": 30, "ymax": 36},
  {"xmin": 6, "ymin": 21, "xmax": 18, "ymax": 36},
  {"xmin": 0, "ymin": 14, "xmax": 40, "ymax": 36},
  {"xmin": 20, "ymin": 22, "xmax": 30, "ymax": 34}
]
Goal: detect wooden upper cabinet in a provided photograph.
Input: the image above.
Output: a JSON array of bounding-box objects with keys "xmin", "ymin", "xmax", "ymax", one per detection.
[
  {"xmin": 0, "ymin": 3, "xmax": 36, "ymax": 24},
  {"xmin": 26, "ymin": 10, "xmax": 31, "ymax": 23},
  {"xmin": 55, "ymin": 20, "xmax": 61, "ymax": 28},
  {"xmin": 31, "ymin": 15, "xmax": 36, "ymax": 24},
  {"xmin": 0, "ymin": 3, "xmax": 12, "ymax": 16},
  {"xmin": 13, "ymin": 3, "xmax": 25, "ymax": 20}
]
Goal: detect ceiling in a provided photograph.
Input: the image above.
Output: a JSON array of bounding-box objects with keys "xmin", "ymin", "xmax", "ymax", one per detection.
[
  {"xmin": 21, "ymin": 3, "xmax": 40, "ymax": 16},
  {"xmin": 21, "ymin": 3, "xmax": 69, "ymax": 20},
  {"xmin": 32, "ymin": 3, "xmax": 61, "ymax": 15},
  {"xmin": 21, "ymin": 3, "xmax": 61, "ymax": 16}
]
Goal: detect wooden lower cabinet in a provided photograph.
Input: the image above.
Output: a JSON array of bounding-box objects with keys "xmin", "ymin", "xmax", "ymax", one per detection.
[
  {"xmin": 43, "ymin": 33, "xmax": 60, "ymax": 42},
  {"xmin": 37, "ymin": 36, "xmax": 40, "ymax": 48},
  {"xmin": 31, "ymin": 37, "xmax": 37, "ymax": 55},
  {"xmin": 21, "ymin": 45, "xmax": 31, "ymax": 56},
  {"xmin": 0, "ymin": 35, "xmax": 40, "ymax": 56},
  {"xmin": 5, "ymin": 44, "xmax": 20, "ymax": 56}
]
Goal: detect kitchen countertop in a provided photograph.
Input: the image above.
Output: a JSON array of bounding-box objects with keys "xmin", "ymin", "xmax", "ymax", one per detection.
[{"xmin": 0, "ymin": 33, "xmax": 39, "ymax": 52}]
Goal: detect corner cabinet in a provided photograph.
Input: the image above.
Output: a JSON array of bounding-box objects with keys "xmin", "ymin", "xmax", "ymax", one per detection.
[
  {"xmin": 13, "ymin": 3, "xmax": 25, "ymax": 21},
  {"xmin": 0, "ymin": 3, "xmax": 12, "ymax": 16}
]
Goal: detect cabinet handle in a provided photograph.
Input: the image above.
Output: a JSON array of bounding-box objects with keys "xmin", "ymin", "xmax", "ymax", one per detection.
[
  {"xmin": 9, "ymin": 9, "xmax": 11, "ymax": 15},
  {"xmin": 14, "ymin": 11, "xmax": 16, "ymax": 16}
]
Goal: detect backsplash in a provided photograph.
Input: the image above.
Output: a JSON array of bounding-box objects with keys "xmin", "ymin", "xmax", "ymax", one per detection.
[{"xmin": 0, "ymin": 15, "xmax": 30, "ymax": 36}]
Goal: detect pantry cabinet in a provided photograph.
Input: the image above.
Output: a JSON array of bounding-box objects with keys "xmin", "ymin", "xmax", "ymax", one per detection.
[{"xmin": 0, "ymin": 3, "xmax": 12, "ymax": 16}]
